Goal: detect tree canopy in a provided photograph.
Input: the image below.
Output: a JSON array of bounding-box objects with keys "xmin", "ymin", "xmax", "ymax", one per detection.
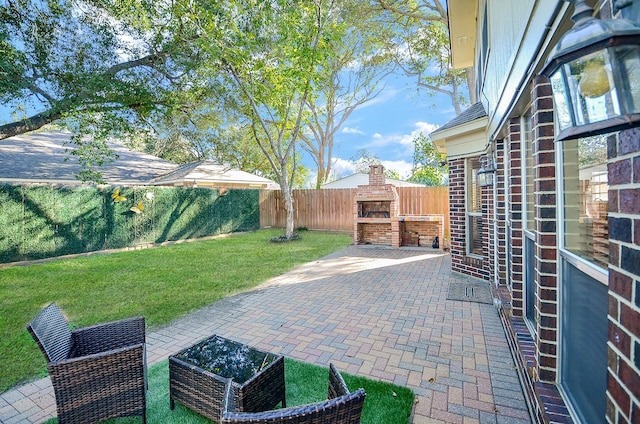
[{"xmin": 0, "ymin": 0, "xmax": 467, "ymax": 233}]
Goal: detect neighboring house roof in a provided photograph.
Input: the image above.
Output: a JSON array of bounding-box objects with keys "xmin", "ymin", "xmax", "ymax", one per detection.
[
  {"xmin": 152, "ymin": 160, "xmax": 280, "ymax": 189},
  {"xmin": 0, "ymin": 131, "xmax": 279, "ymax": 189},
  {"xmin": 0, "ymin": 131, "xmax": 176, "ymax": 185},
  {"xmin": 321, "ymin": 173, "xmax": 425, "ymax": 189}
]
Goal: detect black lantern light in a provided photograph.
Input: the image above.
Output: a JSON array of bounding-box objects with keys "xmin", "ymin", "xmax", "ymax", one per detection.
[
  {"xmin": 477, "ymin": 154, "xmax": 496, "ymax": 187},
  {"xmin": 541, "ymin": 0, "xmax": 640, "ymax": 141}
]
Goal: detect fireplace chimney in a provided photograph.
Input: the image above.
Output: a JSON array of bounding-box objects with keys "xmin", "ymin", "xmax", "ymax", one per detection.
[{"xmin": 369, "ymin": 164, "xmax": 385, "ymax": 186}]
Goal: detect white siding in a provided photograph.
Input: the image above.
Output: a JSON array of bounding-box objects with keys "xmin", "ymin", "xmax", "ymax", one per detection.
[{"xmin": 480, "ymin": 0, "xmax": 567, "ymax": 137}]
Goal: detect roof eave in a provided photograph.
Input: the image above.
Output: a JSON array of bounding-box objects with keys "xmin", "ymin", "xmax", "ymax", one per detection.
[
  {"xmin": 431, "ymin": 116, "xmax": 489, "ymax": 158},
  {"xmin": 448, "ymin": 0, "xmax": 478, "ymax": 70}
]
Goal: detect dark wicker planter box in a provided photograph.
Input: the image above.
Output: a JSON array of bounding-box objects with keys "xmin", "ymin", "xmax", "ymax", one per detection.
[{"xmin": 169, "ymin": 335, "xmax": 285, "ymax": 421}]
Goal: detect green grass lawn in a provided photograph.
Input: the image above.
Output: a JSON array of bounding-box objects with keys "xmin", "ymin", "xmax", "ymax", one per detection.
[
  {"xmin": 0, "ymin": 229, "xmax": 352, "ymax": 392},
  {"xmin": 43, "ymin": 358, "xmax": 415, "ymax": 424}
]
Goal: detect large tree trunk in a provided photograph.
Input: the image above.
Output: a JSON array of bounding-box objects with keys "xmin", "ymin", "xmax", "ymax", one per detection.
[
  {"xmin": 466, "ymin": 67, "xmax": 477, "ymax": 105},
  {"xmin": 277, "ymin": 165, "xmax": 296, "ymax": 239},
  {"xmin": 283, "ymin": 187, "xmax": 295, "ymax": 238}
]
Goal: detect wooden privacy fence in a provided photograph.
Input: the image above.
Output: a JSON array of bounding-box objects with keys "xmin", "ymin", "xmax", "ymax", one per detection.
[{"xmin": 260, "ymin": 187, "xmax": 450, "ymax": 235}]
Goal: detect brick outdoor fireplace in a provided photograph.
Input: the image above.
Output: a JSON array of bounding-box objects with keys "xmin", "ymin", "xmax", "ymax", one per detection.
[{"xmin": 354, "ymin": 165, "xmax": 444, "ymax": 248}]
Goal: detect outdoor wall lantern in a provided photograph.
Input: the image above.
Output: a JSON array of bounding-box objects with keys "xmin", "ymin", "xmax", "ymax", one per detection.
[
  {"xmin": 477, "ymin": 154, "xmax": 496, "ymax": 187},
  {"xmin": 541, "ymin": 0, "xmax": 640, "ymax": 141}
]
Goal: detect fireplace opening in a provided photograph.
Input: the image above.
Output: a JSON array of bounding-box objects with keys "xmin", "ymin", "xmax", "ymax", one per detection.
[{"xmin": 357, "ymin": 201, "xmax": 391, "ymax": 218}]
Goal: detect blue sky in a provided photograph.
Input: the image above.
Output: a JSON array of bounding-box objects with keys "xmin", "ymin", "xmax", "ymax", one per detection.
[{"xmin": 310, "ymin": 74, "xmax": 458, "ymax": 184}]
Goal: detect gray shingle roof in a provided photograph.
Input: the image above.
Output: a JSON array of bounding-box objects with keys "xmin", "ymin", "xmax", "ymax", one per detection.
[
  {"xmin": 152, "ymin": 160, "xmax": 279, "ymax": 188},
  {"xmin": 430, "ymin": 102, "xmax": 487, "ymax": 135},
  {"xmin": 0, "ymin": 131, "xmax": 279, "ymax": 188},
  {"xmin": 0, "ymin": 131, "xmax": 175, "ymax": 184}
]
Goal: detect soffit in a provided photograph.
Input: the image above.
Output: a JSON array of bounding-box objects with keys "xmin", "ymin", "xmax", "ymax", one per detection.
[
  {"xmin": 448, "ymin": 0, "xmax": 478, "ymax": 69},
  {"xmin": 431, "ymin": 117, "xmax": 489, "ymax": 159}
]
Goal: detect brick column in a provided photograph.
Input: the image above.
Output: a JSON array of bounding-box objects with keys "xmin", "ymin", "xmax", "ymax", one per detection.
[
  {"xmin": 448, "ymin": 159, "xmax": 466, "ymax": 274},
  {"xmin": 508, "ymin": 118, "xmax": 525, "ymax": 317},
  {"xmin": 532, "ymin": 75, "xmax": 558, "ymax": 383},
  {"xmin": 606, "ymin": 127, "xmax": 640, "ymax": 423}
]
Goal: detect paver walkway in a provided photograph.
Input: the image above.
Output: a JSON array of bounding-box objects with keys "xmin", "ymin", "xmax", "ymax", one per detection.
[{"xmin": 1, "ymin": 246, "xmax": 532, "ymax": 423}]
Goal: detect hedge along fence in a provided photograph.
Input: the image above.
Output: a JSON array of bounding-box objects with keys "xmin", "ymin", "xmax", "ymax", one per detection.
[{"xmin": 0, "ymin": 184, "xmax": 260, "ymax": 264}]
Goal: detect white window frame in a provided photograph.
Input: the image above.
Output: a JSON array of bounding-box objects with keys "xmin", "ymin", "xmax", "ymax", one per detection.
[{"xmin": 466, "ymin": 157, "xmax": 483, "ymax": 258}]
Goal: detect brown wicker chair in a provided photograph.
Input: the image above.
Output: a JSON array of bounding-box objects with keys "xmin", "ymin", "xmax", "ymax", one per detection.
[
  {"xmin": 26, "ymin": 303, "xmax": 147, "ymax": 424},
  {"xmin": 220, "ymin": 363, "xmax": 366, "ymax": 423}
]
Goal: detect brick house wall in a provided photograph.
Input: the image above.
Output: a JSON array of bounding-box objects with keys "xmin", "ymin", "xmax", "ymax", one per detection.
[
  {"xmin": 443, "ymin": 1, "xmax": 640, "ymax": 422},
  {"xmin": 448, "ymin": 158, "xmax": 488, "ymax": 280},
  {"xmin": 606, "ymin": 127, "xmax": 640, "ymax": 423}
]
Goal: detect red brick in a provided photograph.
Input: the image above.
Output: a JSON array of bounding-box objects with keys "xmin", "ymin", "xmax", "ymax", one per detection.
[
  {"xmin": 540, "ymin": 314, "xmax": 557, "ymax": 328},
  {"xmin": 620, "ymin": 303, "xmax": 640, "ymax": 339},
  {"xmin": 610, "ymin": 296, "xmax": 620, "ymax": 320},
  {"xmin": 610, "ymin": 242, "xmax": 620, "ymax": 267},
  {"xmin": 610, "ymin": 324, "xmax": 632, "ymax": 358},
  {"xmin": 540, "ymin": 290, "xmax": 558, "ymax": 305},
  {"xmin": 608, "ymin": 371, "xmax": 631, "ymax": 416},
  {"xmin": 538, "ymin": 151, "xmax": 555, "ymax": 164},
  {"xmin": 610, "ymin": 270, "xmax": 633, "ymax": 301},
  {"xmin": 620, "ymin": 189, "xmax": 640, "ymax": 214},
  {"xmin": 539, "ymin": 342, "xmax": 557, "ymax": 355},
  {"xmin": 539, "ymin": 368, "xmax": 557, "ymax": 382},
  {"xmin": 538, "ymin": 165, "xmax": 556, "ymax": 178},
  {"xmin": 634, "ymin": 157, "xmax": 640, "ymax": 184},
  {"xmin": 539, "ymin": 354, "xmax": 557, "ymax": 368},
  {"xmin": 619, "ymin": 360, "xmax": 640, "ymax": 400},
  {"xmin": 610, "ymin": 159, "xmax": 632, "ymax": 185}
]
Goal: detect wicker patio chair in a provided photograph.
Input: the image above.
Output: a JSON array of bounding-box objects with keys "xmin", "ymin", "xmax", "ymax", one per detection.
[
  {"xmin": 26, "ymin": 303, "xmax": 147, "ymax": 424},
  {"xmin": 220, "ymin": 363, "xmax": 366, "ymax": 423}
]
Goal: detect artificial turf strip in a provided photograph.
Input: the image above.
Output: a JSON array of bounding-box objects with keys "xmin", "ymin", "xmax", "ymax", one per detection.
[
  {"xmin": 43, "ymin": 358, "xmax": 415, "ymax": 424},
  {"xmin": 285, "ymin": 358, "xmax": 415, "ymax": 424}
]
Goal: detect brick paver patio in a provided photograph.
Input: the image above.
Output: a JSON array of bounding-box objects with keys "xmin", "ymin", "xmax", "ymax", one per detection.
[{"xmin": 0, "ymin": 246, "xmax": 531, "ymax": 423}]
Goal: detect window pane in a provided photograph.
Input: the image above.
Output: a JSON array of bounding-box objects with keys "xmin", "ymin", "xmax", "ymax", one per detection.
[
  {"xmin": 525, "ymin": 237, "xmax": 535, "ymax": 324},
  {"xmin": 522, "ymin": 112, "xmax": 534, "ymax": 230},
  {"xmin": 560, "ymin": 261, "xmax": 608, "ymax": 423},
  {"xmin": 468, "ymin": 157, "xmax": 482, "ymax": 213},
  {"xmin": 563, "ymin": 135, "xmax": 608, "ymax": 268},
  {"xmin": 468, "ymin": 214, "xmax": 483, "ymax": 256}
]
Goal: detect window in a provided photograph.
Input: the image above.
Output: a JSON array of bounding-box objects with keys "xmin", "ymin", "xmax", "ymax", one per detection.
[
  {"xmin": 559, "ymin": 134, "xmax": 609, "ymax": 423},
  {"xmin": 477, "ymin": 3, "xmax": 490, "ymax": 93},
  {"xmin": 467, "ymin": 157, "xmax": 483, "ymax": 257},
  {"xmin": 522, "ymin": 111, "xmax": 536, "ymax": 328},
  {"xmin": 523, "ymin": 111, "xmax": 534, "ymax": 231},
  {"xmin": 560, "ymin": 261, "xmax": 608, "ymax": 423},
  {"xmin": 562, "ymin": 135, "xmax": 609, "ymax": 269}
]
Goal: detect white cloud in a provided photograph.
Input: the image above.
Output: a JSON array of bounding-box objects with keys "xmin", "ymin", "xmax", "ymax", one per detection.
[
  {"xmin": 342, "ymin": 127, "xmax": 365, "ymax": 135},
  {"xmin": 330, "ymin": 157, "xmax": 358, "ymax": 178},
  {"xmin": 366, "ymin": 121, "xmax": 439, "ymax": 149},
  {"xmin": 324, "ymin": 157, "xmax": 414, "ymax": 181},
  {"xmin": 380, "ymin": 160, "xmax": 413, "ymax": 179}
]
